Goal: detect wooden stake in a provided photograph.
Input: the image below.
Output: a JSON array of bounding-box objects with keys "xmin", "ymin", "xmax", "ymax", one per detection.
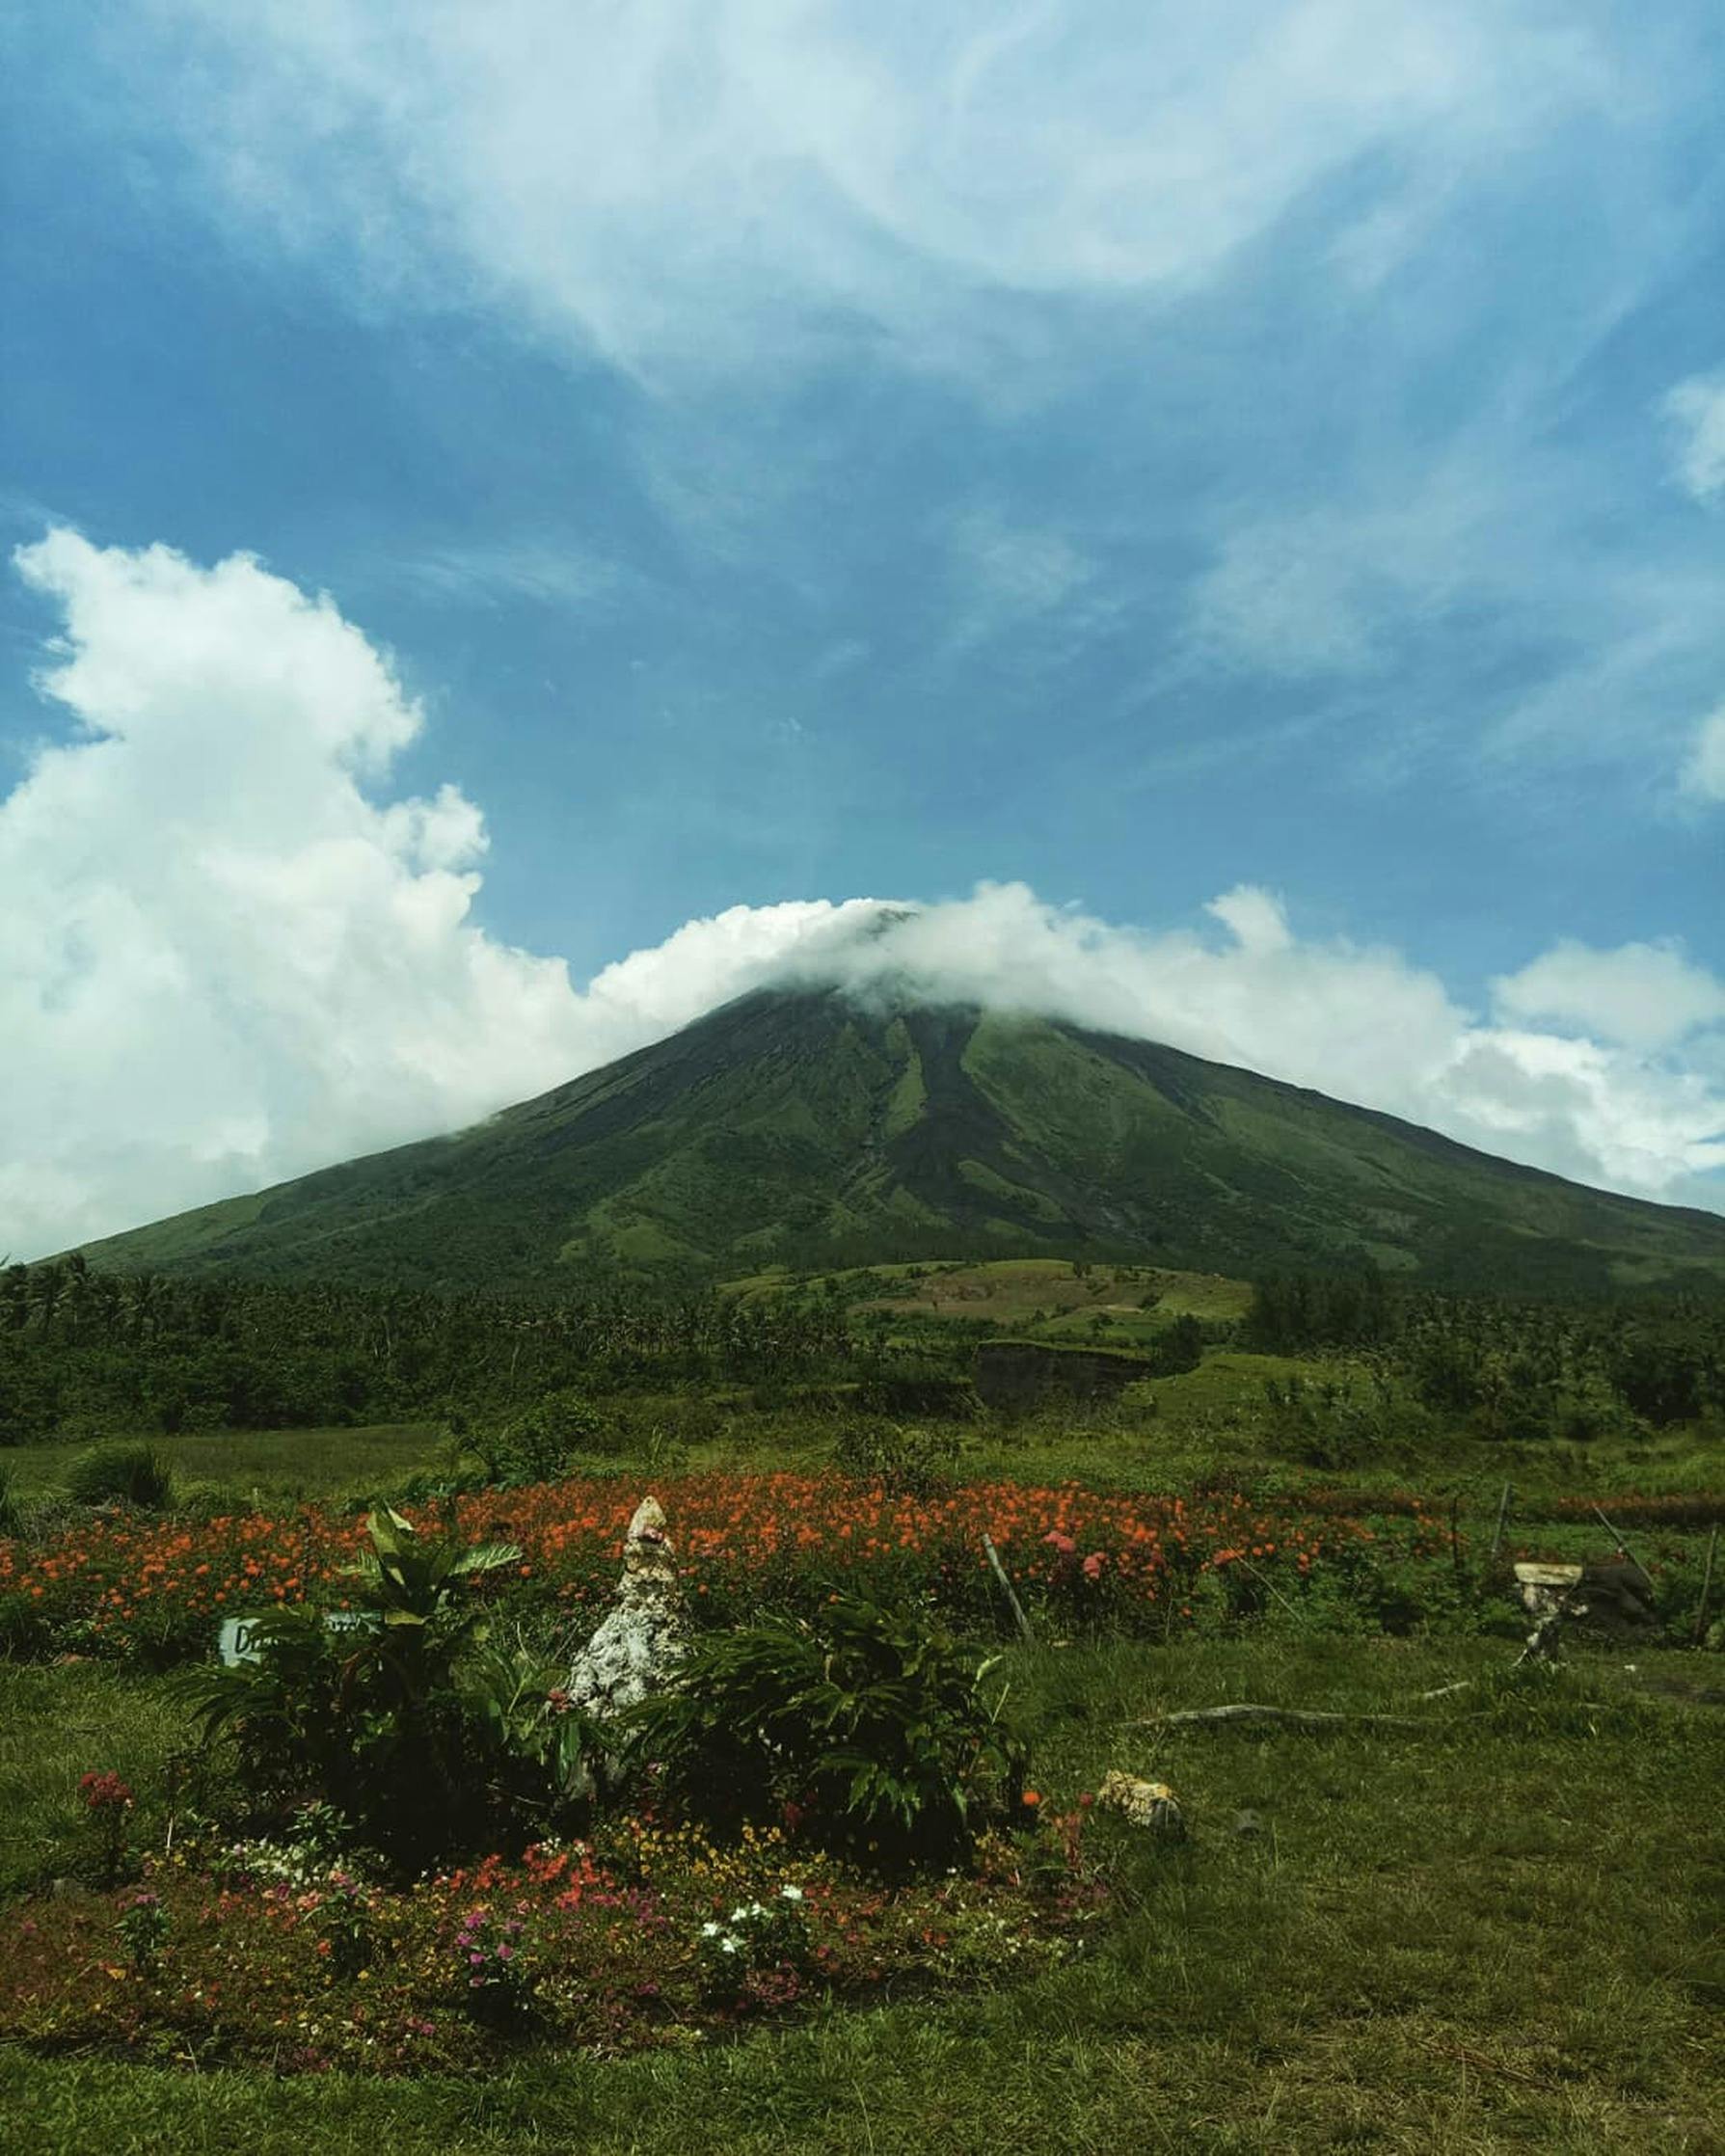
[
  {"xmin": 1590, "ymin": 1502, "xmax": 1647, "ymax": 1577},
  {"xmin": 1694, "ymin": 1523, "xmax": 1719, "ymax": 1648},
  {"xmin": 1487, "ymin": 1482, "xmax": 1513, "ymax": 1576},
  {"xmin": 1234, "ymin": 1554, "xmax": 1300, "ymax": 1620},
  {"xmin": 982, "ymin": 1532, "xmax": 1035, "ymax": 1645}
]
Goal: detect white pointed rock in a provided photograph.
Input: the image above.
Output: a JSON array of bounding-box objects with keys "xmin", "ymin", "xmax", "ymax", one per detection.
[{"xmin": 565, "ymin": 1495, "xmax": 688, "ymax": 1720}]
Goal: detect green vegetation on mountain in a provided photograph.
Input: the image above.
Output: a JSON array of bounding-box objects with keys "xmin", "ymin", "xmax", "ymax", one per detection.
[{"xmin": 75, "ymin": 987, "xmax": 1725, "ymax": 1294}]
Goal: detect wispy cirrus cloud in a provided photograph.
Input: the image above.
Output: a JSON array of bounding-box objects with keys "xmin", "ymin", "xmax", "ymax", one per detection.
[
  {"xmin": 119, "ymin": 1, "xmax": 1610, "ymax": 382},
  {"xmin": 1663, "ymin": 371, "xmax": 1725, "ymax": 501}
]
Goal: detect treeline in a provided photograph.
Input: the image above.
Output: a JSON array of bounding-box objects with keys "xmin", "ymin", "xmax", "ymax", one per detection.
[
  {"xmin": 1244, "ymin": 1268, "xmax": 1725, "ymax": 1435},
  {"xmin": 0, "ymin": 1257, "xmax": 855, "ymax": 1442}
]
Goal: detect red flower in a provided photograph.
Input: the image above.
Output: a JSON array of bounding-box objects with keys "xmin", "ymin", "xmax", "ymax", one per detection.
[{"xmin": 79, "ymin": 1770, "xmax": 134, "ymax": 1812}]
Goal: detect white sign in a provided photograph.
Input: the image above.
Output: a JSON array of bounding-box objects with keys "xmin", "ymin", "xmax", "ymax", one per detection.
[
  {"xmin": 217, "ymin": 1615, "xmax": 265, "ymax": 1666},
  {"xmin": 216, "ymin": 1608, "xmax": 378, "ymax": 1664}
]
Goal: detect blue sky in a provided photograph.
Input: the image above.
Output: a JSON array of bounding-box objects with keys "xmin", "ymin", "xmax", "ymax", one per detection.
[{"xmin": 2, "ymin": 3, "xmax": 1723, "ymax": 1252}]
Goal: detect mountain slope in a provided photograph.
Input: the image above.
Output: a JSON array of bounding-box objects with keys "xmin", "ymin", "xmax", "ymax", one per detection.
[{"xmin": 77, "ymin": 988, "xmax": 1725, "ymax": 1292}]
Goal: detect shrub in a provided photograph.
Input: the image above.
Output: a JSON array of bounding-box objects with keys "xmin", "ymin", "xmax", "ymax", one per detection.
[
  {"xmin": 116, "ymin": 1890, "xmax": 169, "ymax": 1974},
  {"xmin": 66, "ymin": 1442, "xmax": 175, "ymax": 1511},
  {"xmin": 0, "ymin": 1463, "xmax": 19, "ymax": 1538},
  {"xmin": 855, "ymin": 1361, "xmax": 982, "ymax": 1419},
  {"xmin": 1143, "ymin": 1314, "xmax": 1205, "ymax": 1377},
  {"xmin": 831, "ymin": 1417, "xmax": 960, "ymax": 1494},
  {"xmin": 463, "ymin": 1389, "xmax": 611, "ymax": 1484},
  {"xmin": 175, "ymin": 1508, "xmax": 582, "ymax": 1869},
  {"xmin": 631, "ymin": 1590, "xmax": 1028, "ymax": 1866},
  {"xmin": 0, "ymin": 1593, "xmax": 52, "ymax": 1658}
]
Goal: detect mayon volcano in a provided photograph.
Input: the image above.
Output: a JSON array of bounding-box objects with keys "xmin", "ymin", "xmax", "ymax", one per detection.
[{"xmin": 76, "ymin": 988, "xmax": 1725, "ymax": 1294}]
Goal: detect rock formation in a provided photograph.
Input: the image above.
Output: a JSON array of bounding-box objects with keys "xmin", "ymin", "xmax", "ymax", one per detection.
[{"xmin": 565, "ymin": 1494, "xmax": 688, "ymax": 1722}]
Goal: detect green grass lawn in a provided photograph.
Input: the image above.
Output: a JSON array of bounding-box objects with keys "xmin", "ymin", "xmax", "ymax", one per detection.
[
  {"xmin": 2, "ymin": 1371, "xmax": 1720, "ymax": 2150},
  {"xmin": 3, "ymin": 1422, "xmax": 442, "ymax": 1504},
  {"xmin": 0, "ymin": 1636, "xmax": 1718, "ymax": 2153}
]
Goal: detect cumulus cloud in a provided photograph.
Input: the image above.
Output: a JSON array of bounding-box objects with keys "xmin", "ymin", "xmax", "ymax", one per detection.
[
  {"xmin": 779, "ymin": 885, "xmax": 1725, "ymax": 1209},
  {"xmin": 2, "ymin": 530, "xmax": 1720, "ymax": 1258},
  {"xmin": 1493, "ymin": 939, "xmax": 1725, "ymax": 1051},
  {"xmin": 123, "ymin": 0, "xmax": 1602, "ymax": 379},
  {"xmin": 0, "ymin": 527, "xmax": 869, "ymax": 1255},
  {"xmin": 1663, "ymin": 371, "xmax": 1725, "ymax": 501}
]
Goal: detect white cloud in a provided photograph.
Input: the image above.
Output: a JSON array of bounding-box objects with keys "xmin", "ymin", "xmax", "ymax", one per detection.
[
  {"xmin": 123, "ymin": 1, "xmax": 1603, "ymax": 380},
  {"xmin": 0, "ymin": 527, "xmax": 869, "ymax": 1256},
  {"xmin": 1682, "ymin": 703, "xmax": 1725, "ymax": 799},
  {"xmin": 1493, "ymin": 938, "xmax": 1725, "ymax": 1051},
  {"xmin": 2, "ymin": 530, "xmax": 1720, "ymax": 1258},
  {"xmin": 1204, "ymin": 885, "xmax": 1293, "ymax": 955},
  {"xmin": 1663, "ymin": 371, "xmax": 1725, "ymax": 501},
  {"xmin": 782, "ymin": 887, "xmax": 1725, "ymax": 1208}
]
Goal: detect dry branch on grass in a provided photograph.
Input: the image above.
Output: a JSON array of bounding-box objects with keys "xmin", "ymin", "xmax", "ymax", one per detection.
[{"xmin": 1130, "ymin": 1702, "xmax": 1444, "ymax": 1732}]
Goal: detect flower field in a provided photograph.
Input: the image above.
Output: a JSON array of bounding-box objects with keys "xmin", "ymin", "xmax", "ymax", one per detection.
[
  {"xmin": 0, "ymin": 1814, "xmax": 1102, "ymax": 2072},
  {"xmin": 0, "ymin": 1472, "xmax": 1470, "ymax": 1657}
]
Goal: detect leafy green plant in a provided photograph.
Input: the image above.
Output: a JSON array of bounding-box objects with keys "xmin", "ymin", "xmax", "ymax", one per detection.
[
  {"xmin": 462, "ymin": 1389, "xmax": 610, "ymax": 1485},
  {"xmin": 460, "ymin": 1631, "xmax": 600, "ymax": 1806},
  {"xmin": 175, "ymin": 1508, "xmax": 573, "ymax": 1868},
  {"xmin": 66, "ymin": 1442, "xmax": 175, "ymax": 1511},
  {"xmin": 631, "ymin": 1591, "xmax": 1027, "ymax": 1865},
  {"xmin": 312, "ymin": 1872, "xmax": 373, "ymax": 1979},
  {"xmin": 116, "ymin": 1890, "xmax": 169, "ymax": 1975},
  {"xmin": 831, "ymin": 1416, "xmax": 960, "ymax": 1494}
]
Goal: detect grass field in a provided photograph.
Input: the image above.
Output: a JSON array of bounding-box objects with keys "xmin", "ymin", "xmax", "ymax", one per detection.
[
  {"xmin": 2, "ymin": 1422, "xmax": 442, "ymax": 1503},
  {"xmin": 0, "ymin": 1636, "xmax": 1718, "ymax": 2153},
  {"xmin": 2, "ymin": 1345, "xmax": 1721, "ymax": 2153}
]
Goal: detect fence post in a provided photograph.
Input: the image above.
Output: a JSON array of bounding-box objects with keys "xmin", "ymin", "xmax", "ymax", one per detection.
[
  {"xmin": 1695, "ymin": 1524, "xmax": 1720, "ymax": 1648},
  {"xmin": 982, "ymin": 1532, "xmax": 1036, "ymax": 1646},
  {"xmin": 1486, "ymin": 1481, "xmax": 1513, "ymax": 1579}
]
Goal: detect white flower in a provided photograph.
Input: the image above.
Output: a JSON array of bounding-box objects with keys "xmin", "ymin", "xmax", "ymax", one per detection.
[
  {"xmin": 700, "ymin": 1922, "xmax": 721, "ymax": 1938},
  {"xmin": 719, "ymin": 1937, "xmax": 741, "ymax": 1955},
  {"xmin": 778, "ymin": 1885, "xmax": 805, "ymax": 1903}
]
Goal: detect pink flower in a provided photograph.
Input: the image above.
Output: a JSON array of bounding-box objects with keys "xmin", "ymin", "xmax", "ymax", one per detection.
[
  {"xmin": 1082, "ymin": 1552, "xmax": 1105, "ymax": 1579},
  {"xmin": 1043, "ymin": 1531, "xmax": 1076, "ymax": 1556}
]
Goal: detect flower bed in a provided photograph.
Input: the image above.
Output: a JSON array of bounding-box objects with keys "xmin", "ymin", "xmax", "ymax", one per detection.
[
  {"xmin": 0, "ymin": 1472, "xmax": 1458, "ymax": 1658},
  {"xmin": 0, "ymin": 1814, "xmax": 1103, "ymax": 2073}
]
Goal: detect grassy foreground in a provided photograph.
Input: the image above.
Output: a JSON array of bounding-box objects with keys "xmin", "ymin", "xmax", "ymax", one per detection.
[{"xmin": 2, "ymin": 1632, "xmax": 1720, "ymax": 2154}]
